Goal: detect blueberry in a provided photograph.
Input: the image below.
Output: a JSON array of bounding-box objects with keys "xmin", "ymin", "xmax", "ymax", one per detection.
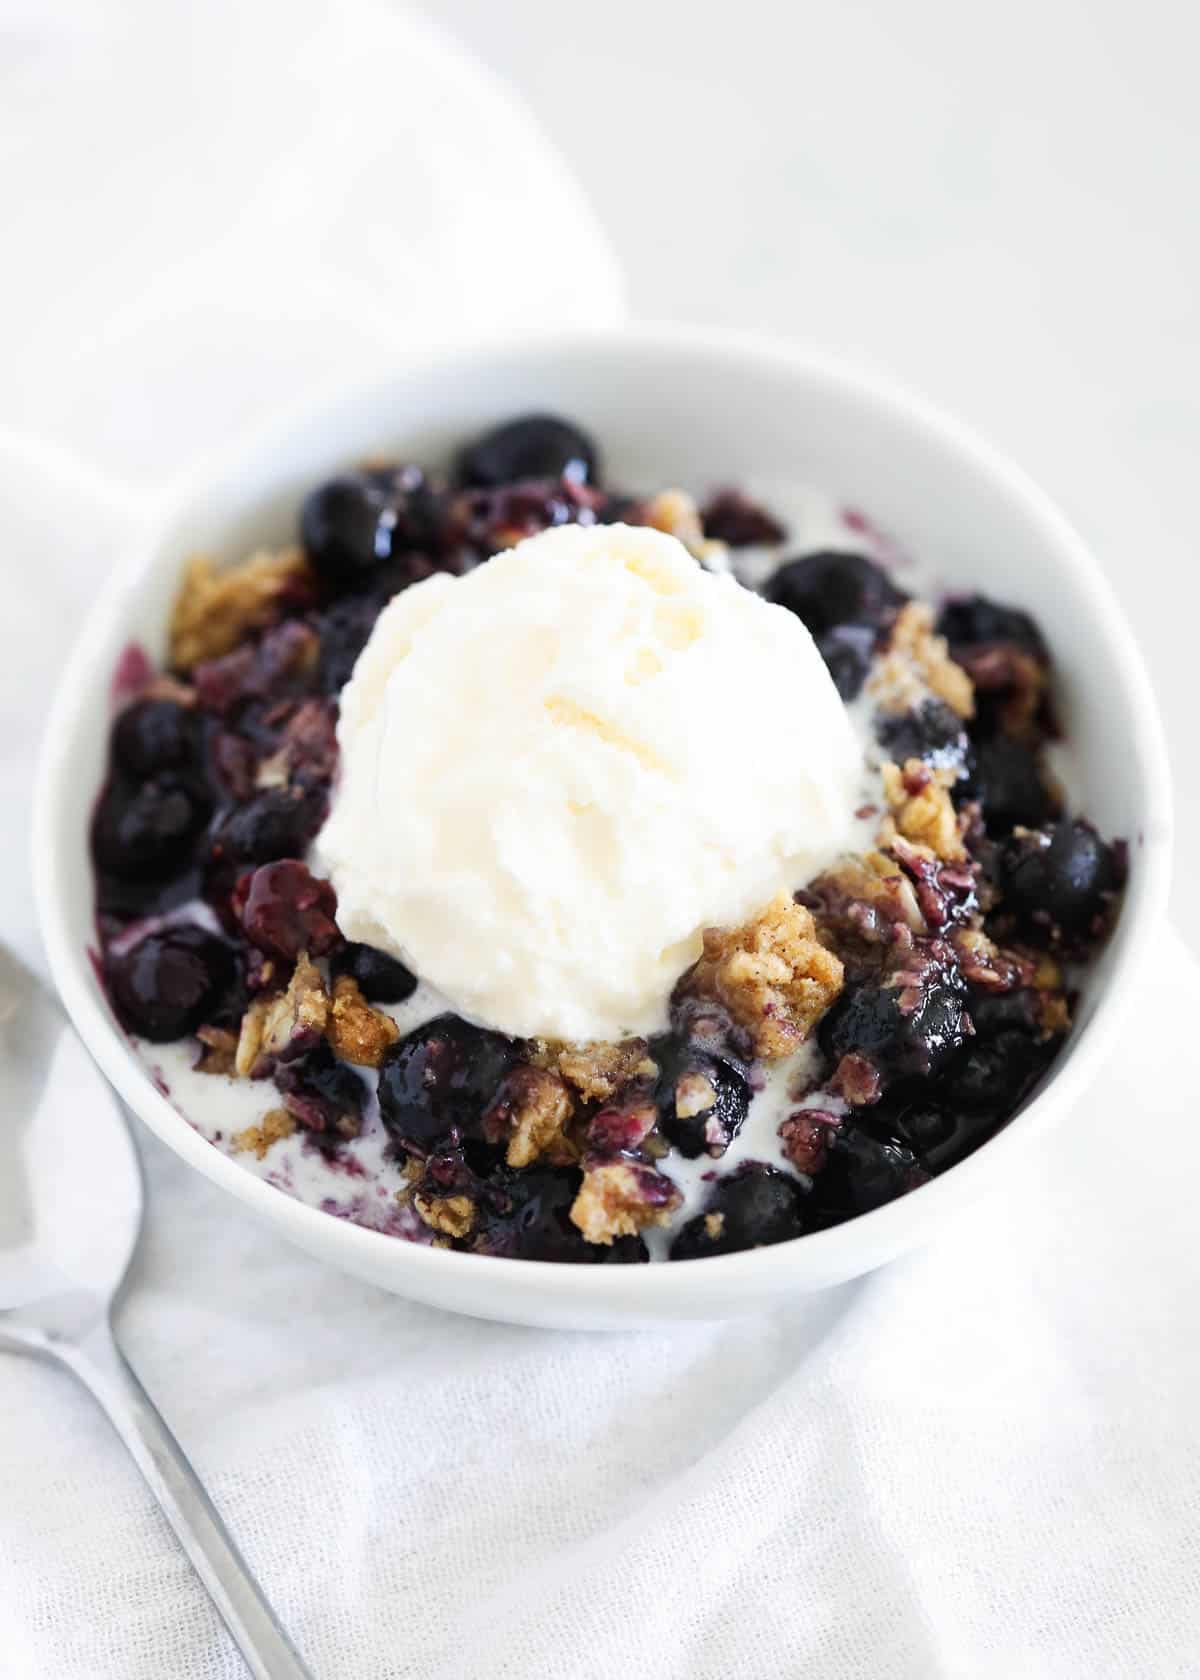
[
  {"xmin": 653, "ymin": 1038, "xmax": 751, "ymax": 1159},
  {"xmin": 809, "ymin": 1125, "xmax": 928, "ymax": 1220},
  {"xmin": 235, "ymin": 860, "xmax": 340, "ymax": 961},
  {"xmin": 818, "ymin": 950, "xmax": 969, "ymax": 1086},
  {"xmin": 106, "ymin": 925, "xmax": 236, "ymax": 1042},
  {"xmin": 877, "ymin": 700, "xmax": 970, "ymax": 775},
  {"xmin": 670, "ymin": 1164, "xmax": 805, "ymax": 1259},
  {"xmin": 330, "ymin": 942, "xmax": 417, "ymax": 1004},
  {"xmin": 377, "ymin": 1014, "xmax": 518, "ymax": 1154},
  {"xmin": 967, "ymin": 737, "xmax": 1052, "ymax": 832},
  {"xmin": 815, "ymin": 624, "xmax": 876, "ymax": 701},
  {"xmin": 455, "ymin": 414, "xmax": 600, "ymax": 489},
  {"xmin": 275, "ymin": 1043, "xmax": 367, "ymax": 1142},
  {"xmin": 473, "ymin": 1165, "xmax": 646, "ymax": 1263},
  {"xmin": 314, "ymin": 594, "xmax": 384, "ymax": 695},
  {"xmin": 209, "ymin": 787, "xmax": 325, "ymax": 865},
  {"xmin": 765, "ymin": 551, "xmax": 907, "ymax": 637},
  {"xmin": 112, "ymin": 699, "xmax": 201, "ymax": 778},
  {"xmin": 937, "ymin": 593, "xmax": 1045, "ymax": 658},
  {"xmin": 448, "ymin": 477, "xmax": 603, "ymax": 561},
  {"xmin": 939, "ymin": 1029, "xmax": 1056, "ymax": 1116},
  {"xmin": 92, "ymin": 778, "xmax": 208, "ymax": 879},
  {"xmin": 301, "ymin": 465, "xmax": 441, "ymax": 590},
  {"xmin": 1000, "ymin": 819, "xmax": 1120, "ymax": 936},
  {"xmin": 700, "ymin": 489, "xmax": 785, "ymax": 547}
]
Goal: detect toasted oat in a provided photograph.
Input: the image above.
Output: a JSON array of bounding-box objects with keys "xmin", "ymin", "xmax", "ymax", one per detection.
[
  {"xmin": 808, "ymin": 851, "xmax": 927, "ymax": 944},
  {"xmin": 492, "ymin": 1065, "xmax": 574, "ymax": 1169},
  {"xmin": 326, "ymin": 974, "xmax": 399, "ymax": 1068},
  {"xmin": 413, "ymin": 1194, "xmax": 476, "ymax": 1240},
  {"xmin": 873, "ymin": 602, "xmax": 974, "ymax": 720},
  {"xmin": 194, "ymin": 1025, "xmax": 239, "ymax": 1076},
  {"xmin": 531, "ymin": 1038, "xmax": 658, "ymax": 1104},
  {"xmin": 703, "ymin": 1212, "xmax": 725, "ymax": 1242},
  {"xmin": 880, "ymin": 758, "xmax": 966, "ymax": 863},
  {"xmin": 569, "ymin": 1159, "xmax": 681, "ymax": 1245},
  {"xmin": 640, "ymin": 488, "xmax": 730, "ymax": 570},
  {"xmin": 168, "ymin": 548, "xmax": 313, "ymax": 670},
  {"xmin": 235, "ymin": 952, "xmax": 328, "ymax": 1077},
  {"xmin": 232, "ymin": 1107, "xmax": 296, "ymax": 1160},
  {"xmin": 950, "ymin": 927, "xmax": 1033, "ymax": 993},
  {"xmin": 684, "ymin": 893, "xmax": 844, "ymax": 1059}
]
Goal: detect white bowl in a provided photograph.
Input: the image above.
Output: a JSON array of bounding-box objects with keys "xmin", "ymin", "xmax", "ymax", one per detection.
[{"xmin": 33, "ymin": 326, "xmax": 1173, "ymax": 1330}]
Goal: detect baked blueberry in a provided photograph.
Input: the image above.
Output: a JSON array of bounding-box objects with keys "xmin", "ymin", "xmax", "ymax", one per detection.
[
  {"xmin": 235, "ymin": 859, "xmax": 340, "ymax": 962},
  {"xmin": 377, "ymin": 1014, "xmax": 517, "ymax": 1155},
  {"xmin": 937, "ymin": 593, "xmax": 1046, "ymax": 658},
  {"xmin": 301, "ymin": 464, "xmax": 441, "ymax": 590},
  {"xmin": 106, "ymin": 925, "xmax": 236, "ymax": 1042},
  {"xmin": 765, "ymin": 551, "xmax": 907, "ymax": 638},
  {"xmin": 1000, "ymin": 819, "xmax": 1120, "ymax": 937},
  {"xmin": 877, "ymin": 700, "xmax": 970, "ymax": 775},
  {"xmin": 209, "ymin": 787, "xmax": 325, "ymax": 866},
  {"xmin": 815, "ymin": 624, "xmax": 876, "ymax": 701},
  {"xmin": 455, "ymin": 414, "xmax": 600, "ymax": 489},
  {"xmin": 330, "ymin": 942, "xmax": 417, "ymax": 1004},
  {"xmin": 314, "ymin": 594, "xmax": 384, "ymax": 695},
  {"xmin": 809, "ymin": 1124, "xmax": 928, "ymax": 1220},
  {"xmin": 92, "ymin": 778, "xmax": 208, "ymax": 879},
  {"xmin": 473, "ymin": 1165, "xmax": 645, "ymax": 1263},
  {"xmin": 670, "ymin": 1164, "xmax": 805, "ymax": 1259},
  {"xmin": 819, "ymin": 948, "xmax": 970, "ymax": 1086},
  {"xmin": 966, "ymin": 737, "xmax": 1052, "ymax": 832},
  {"xmin": 653, "ymin": 1037, "xmax": 751, "ymax": 1158},
  {"xmin": 939, "ymin": 1028, "xmax": 1056, "ymax": 1117},
  {"xmin": 275, "ymin": 1043, "xmax": 367, "ymax": 1142},
  {"xmin": 700, "ymin": 488, "xmax": 785, "ymax": 547},
  {"xmin": 112, "ymin": 698, "xmax": 202, "ymax": 778}
]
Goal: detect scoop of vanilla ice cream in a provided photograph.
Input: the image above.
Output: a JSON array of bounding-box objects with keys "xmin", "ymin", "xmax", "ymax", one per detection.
[{"xmin": 316, "ymin": 523, "xmax": 862, "ymax": 1042}]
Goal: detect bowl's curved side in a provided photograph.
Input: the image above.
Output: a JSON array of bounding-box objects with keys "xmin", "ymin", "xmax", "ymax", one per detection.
[{"xmin": 32, "ymin": 324, "xmax": 1174, "ymax": 1328}]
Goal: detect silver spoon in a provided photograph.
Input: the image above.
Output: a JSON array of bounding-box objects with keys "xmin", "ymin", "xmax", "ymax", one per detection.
[{"xmin": 0, "ymin": 945, "xmax": 313, "ymax": 1679}]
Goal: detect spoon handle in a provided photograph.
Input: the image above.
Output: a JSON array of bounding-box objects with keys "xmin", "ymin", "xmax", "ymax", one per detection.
[{"xmin": 48, "ymin": 1318, "xmax": 314, "ymax": 1680}]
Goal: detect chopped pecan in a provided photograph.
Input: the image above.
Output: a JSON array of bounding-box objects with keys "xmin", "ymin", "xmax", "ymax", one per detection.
[
  {"xmin": 804, "ymin": 852, "xmax": 926, "ymax": 949},
  {"xmin": 779, "ymin": 1109, "xmax": 839, "ymax": 1174},
  {"xmin": 413, "ymin": 1193, "xmax": 476, "ymax": 1240},
  {"xmin": 682, "ymin": 893, "xmax": 844, "ymax": 1059},
  {"xmin": 326, "ymin": 974, "xmax": 400, "ymax": 1068},
  {"xmin": 169, "ymin": 548, "xmax": 314, "ymax": 671},
  {"xmin": 950, "ymin": 928, "xmax": 1034, "ymax": 994},
  {"xmin": 880, "ymin": 758, "xmax": 965, "ymax": 863},
  {"xmin": 194, "ymin": 1024, "xmax": 238, "ymax": 1076},
  {"xmin": 232, "ymin": 1107, "xmax": 296, "ymax": 1160},
  {"xmin": 531, "ymin": 1038, "xmax": 658, "ymax": 1104},
  {"xmin": 234, "ymin": 952, "xmax": 328, "ymax": 1077},
  {"xmin": 873, "ymin": 601, "xmax": 975, "ymax": 720},
  {"xmin": 569, "ymin": 1157, "xmax": 681, "ymax": 1245},
  {"xmin": 484, "ymin": 1065, "xmax": 575, "ymax": 1168}
]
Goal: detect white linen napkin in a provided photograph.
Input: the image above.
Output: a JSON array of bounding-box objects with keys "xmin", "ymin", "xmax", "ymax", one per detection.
[{"xmin": 3, "ymin": 5, "xmax": 1199, "ymax": 1678}]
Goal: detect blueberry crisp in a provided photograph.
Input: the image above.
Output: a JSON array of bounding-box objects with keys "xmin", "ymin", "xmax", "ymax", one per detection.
[{"xmin": 91, "ymin": 413, "xmax": 1125, "ymax": 1263}]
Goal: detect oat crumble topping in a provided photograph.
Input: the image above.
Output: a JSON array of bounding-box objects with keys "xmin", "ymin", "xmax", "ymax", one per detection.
[
  {"xmin": 880, "ymin": 758, "xmax": 966, "ymax": 863},
  {"xmin": 873, "ymin": 601, "xmax": 975, "ymax": 720},
  {"xmin": 413, "ymin": 1194, "xmax": 476, "ymax": 1239},
  {"xmin": 326, "ymin": 974, "xmax": 400, "ymax": 1067},
  {"xmin": 569, "ymin": 1159, "xmax": 682, "ymax": 1244},
  {"xmin": 683, "ymin": 892, "xmax": 845, "ymax": 1058},
  {"xmin": 235, "ymin": 952, "xmax": 328, "ymax": 1077},
  {"xmin": 169, "ymin": 548, "xmax": 313, "ymax": 670},
  {"xmin": 531, "ymin": 1038, "xmax": 658, "ymax": 1104},
  {"xmin": 232, "ymin": 1107, "xmax": 296, "ymax": 1160}
]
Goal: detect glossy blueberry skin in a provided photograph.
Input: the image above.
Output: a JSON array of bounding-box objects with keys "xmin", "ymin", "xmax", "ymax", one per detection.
[
  {"xmin": 819, "ymin": 960, "xmax": 969, "ymax": 1086},
  {"xmin": 966, "ymin": 737, "xmax": 1053, "ymax": 833},
  {"xmin": 454, "ymin": 413, "xmax": 600, "ymax": 489},
  {"xmin": 112, "ymin": 699, "xmax": 202, "ymax": 778},
  {"xmin": 877, "ymin": 700, "xmax": 970, "ymax": 776},
  {"xmin": 764, "ymin": 550, "xmax": 907, "ymax": 638},
  {"xmin": 106, "ymin": 925, "xmax": 236, "ymax": 1042},
  {"xmin": 330, "ymin": 942, "xmax": 418, "ymax": 1004},
  {"xmin": 209, "ymin": 787, "xmax": 325, "ymax": 866},
  {"xmin": 1000, "ymin": 819, "xmax": 1120, "ymax": 936},
  {"xmin": 937, "ymin": 592, "xmax": 1046, "ymax": 658},
  {"xmin": 653, "ymin": 1038, "xmax": 751, "ymax": 1159},
  {"xmin": 807, "ymin": 1124, "xmax": 928, "ymax": 1221},
  {"xmin": 474, "ymin": 1165, "xmax": 647, "ymax": 1263},
  {"xmin": 670, "ymin": 1164, "xmax": 805, "ymax": 1259},
  {"xmin": 301, "ymin": 464, "xmax": 440, "ymax": 590},
  {"xmin": 377, "ymin": 1014, "xmax": 518, "ymax": 1155},
  {"xmin": 92, "ymin": 778, "xmax": 208, "ymax": 880},
  {"xmin": 276, "ymin": 1043, "xmax": 368, "ymax": 1141}
]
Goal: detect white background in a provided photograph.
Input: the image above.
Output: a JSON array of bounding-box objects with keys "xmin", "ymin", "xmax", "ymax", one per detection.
[{"xmin": 435, "ymin": 0, "xmax": 1198, "ymax": 949}]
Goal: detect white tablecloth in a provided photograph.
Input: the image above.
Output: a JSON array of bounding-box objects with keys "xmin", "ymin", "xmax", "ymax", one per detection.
[{"xmin": 2, "ymin": 4, "xmax": 1198, "ymax": 1677}]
